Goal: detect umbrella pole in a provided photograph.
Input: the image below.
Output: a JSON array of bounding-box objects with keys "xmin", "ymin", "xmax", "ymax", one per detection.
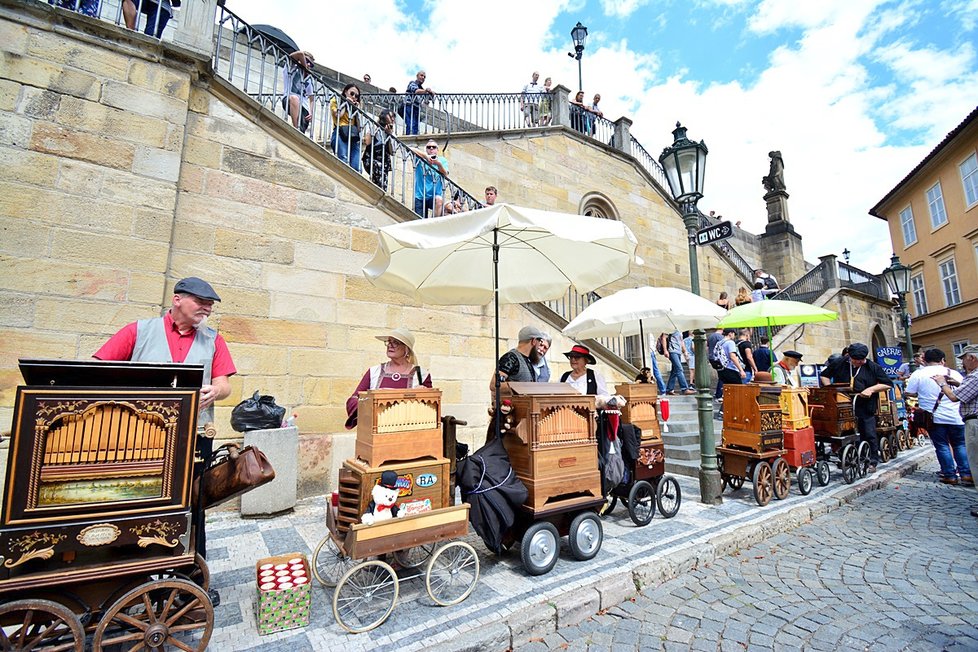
[
  {"xmin": 493, "ymin": 230, "xmax": 502, "ymax": 443},
  {"xmin": 767, "ymin": 320, "xmax": 775, "ymax": 368},
  {"xmin": 639, "ymin": 319, "xmax": 646, "ymax": 367}
]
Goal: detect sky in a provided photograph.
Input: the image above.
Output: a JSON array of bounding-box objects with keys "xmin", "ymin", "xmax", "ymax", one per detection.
[{"xmin": 226, "ymin": 0, "xmax": 978, "ymax": 276}]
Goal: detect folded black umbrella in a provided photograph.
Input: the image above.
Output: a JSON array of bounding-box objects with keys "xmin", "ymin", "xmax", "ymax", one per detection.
[{"xmin": 457, "ymin": 436, "xmax": 528, "ymax": 554}]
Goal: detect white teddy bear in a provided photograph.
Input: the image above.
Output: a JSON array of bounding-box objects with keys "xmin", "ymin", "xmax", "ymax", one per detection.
[{"xmin": 361, "ymin": 470, "xmax": 402, "ymax": 525}]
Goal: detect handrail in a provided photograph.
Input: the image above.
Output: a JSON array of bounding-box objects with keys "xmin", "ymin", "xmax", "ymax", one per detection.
[
  {"xmin": 629, "ymin": 138, "xmax": 669, "ymax": 193},
  {"xmin": 697, "ymin": 213, "xmax": 756, "ymax": 284},
  {"xmin": 839, "ymin": 262, "xmax": 886, "ymax": 299},
  {"xmin": 212, "ymin": 5, "xmax": 482, "ymax": 215}
]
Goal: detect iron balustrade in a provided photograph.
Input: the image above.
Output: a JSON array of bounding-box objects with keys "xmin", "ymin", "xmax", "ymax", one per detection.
[
  {"xmin": 45, "ymin": 0, "xmax": 174, "ymax": 39},
  {"xmin": 211, "ymin": 5, "xmax": 481, "ymax": 218},
  {"xmin": 838, "ymin": 261, "xmax": 886, "ymax": 299},
  {"xmin": 358, "ymin": 92, "xmax": 551, "ymax": 137},
  {"xmin": 697, "ymin": 214, "xmax": 757, "ymax": 284},
  {"xmin": 629, "ymin": 138, "xmax": 669, "ymax": 192}
]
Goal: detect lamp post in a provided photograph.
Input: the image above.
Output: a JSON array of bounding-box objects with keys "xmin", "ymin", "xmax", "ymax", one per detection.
[
  {"xmin": 881, "ymin": 253, "xmax": 914, "ymax": 372},
  {"xmin": 658, "ymin": 122, "xmax": 721, "ymax": 505},
  {"xmin": 567, "ymin": 21, "xmax": 588, "ymax": 90},
  {"xmin": 842, "ymin": 248, "xmax": 851, "ymax": 264}
]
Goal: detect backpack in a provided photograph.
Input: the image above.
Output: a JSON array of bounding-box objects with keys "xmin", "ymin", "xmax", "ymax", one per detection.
[
  {"xmin": 711, "ymin": 340, "xmax": 729, "ymax": 370},
  {"xmin": 762, "ymin": 275, "xmax": 778, "ymax": 291},
  {"xmin": 655, "ymin": 334, "xmax": 667, "ymax": 356}
]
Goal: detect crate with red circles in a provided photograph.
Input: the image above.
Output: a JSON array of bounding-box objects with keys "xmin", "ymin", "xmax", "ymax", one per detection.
[{"xmin": 255, "ymin": 553, "xmax": 311, "ymax": 634}]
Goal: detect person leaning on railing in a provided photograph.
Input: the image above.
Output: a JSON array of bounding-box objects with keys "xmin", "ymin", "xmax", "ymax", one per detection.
[
  {"xmin": 362, "ymin": 109, "xmax": 396, "ymax": 191},
  {"xmin": 122, "ymin": 0, "xmax": 174, "ymax": 38},
  {"xmin": 330, "ymin": 83, "xmax": 363, "ymax": 172},
  {"xmin": 410, "ymin": 140, "xmax": 448, "ymax": 218},
  {"xmin": 283, "ymin": 51, "xmax": 316, "ymax": 134}
]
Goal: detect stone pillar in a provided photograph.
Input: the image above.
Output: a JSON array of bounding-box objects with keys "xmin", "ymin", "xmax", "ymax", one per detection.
[
  {"xmin": 551, "ymin": 84, "xmax": 571, "ymax": 129},
  {"xmin": 764, "ymin": 190, "xmax": 790, "ymax": 224},
  {"xmin": 818, "ymin": 254, "xmax": 841, "ymax": 289},
  {"xmin": 759, "ymin": 220, "xmax": 806, "ymax": 289},
  {"xmin": 170, "ymin": 0, "xmax": 220, "ymax": 57},
  {"xmin": 613, "ymin": 116, "xmax": 632, "ymax": 156},
  {"xmin": 241, "ymin": 425, "xmax": 298, "ymax": 516}
]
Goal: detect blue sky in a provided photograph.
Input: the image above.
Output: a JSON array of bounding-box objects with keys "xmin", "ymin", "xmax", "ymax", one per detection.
[{"xmin": 228, "ymin": 0, "xmax": 978, "ymax": 275}]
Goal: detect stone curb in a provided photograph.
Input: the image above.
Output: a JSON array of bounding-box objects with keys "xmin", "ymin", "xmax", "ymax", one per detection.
[{"xmin": 499, "ymin": 450, "xmax": 927, "ymax": 651}]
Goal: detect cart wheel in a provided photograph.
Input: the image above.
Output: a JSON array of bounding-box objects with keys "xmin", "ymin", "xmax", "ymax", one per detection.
[
  {"xmin": 0, "ymin": 599, "xmax": 85, "ymax": 652},
  {"xmin": 568, "ymin": 512, "xmax": 603, "ymax": 561},
  {"xmin": 313, "ymin": 533, "xmax": 355, "ymax": 588},
  {"xmin": 393, "ymin": 544, "xmax": 435, "ymax": 569},
  {"xmin": 656, "ymin": 475, "xmax": 682, "ymax": 518},
  {"xmin": 93, "ymin": 579, "xmax": 212, "ymax": 651},
  {"xmin": 917, "ymin": 433, "xmax": 926, "ymax": 447},
  {"xmin": 816, "ymin": 460, "xmax": 831, "ymax": 487},
  {"xmin": 897, "ymin": 430, "xmax": 908, "ymax": 451},
  {"xmin": 856, "ymin": 441, "xmax": 870, "ymax": 477},
  {"xmin": 797, "ymin": 467, "xmax": 814, "ymax": 495},
  {"xmin": 332, "ymin": 560, "xmax": 398, "ymax": 634},
  {"xmin": 600, "ymin": 493, "xmax": 618, "ymax": 517},
  {"xmin": 888, "ymin": 434, "xmax": 899, "ymax": 460},
  {"xmin": 772, "ymin": 458, "xmax": 790, "ymax": 500},
  {"xmin": 841, "ymin": 444, "xmax": 857, "ymax": 484},
  {"xmin": 880, "ymin": 436, "xmax": 892, "ymax": 463},
  {"xmin": 728, "ymin": 475, "xmax": 745, "ymax": 491},
  {"xmin": 626, "ymin": 480, "xmax": 655, "ymax": 526},
  {"xmin": 520, "ymin": 521, "xmax": 560, "ymax": 576},
  {"xmin": 425, "ymin": 542, "xmax": 480, "ymax": 607},
  {"xmin": 752, "ymin": 461, "xmax": 773, "ymax": 506}
]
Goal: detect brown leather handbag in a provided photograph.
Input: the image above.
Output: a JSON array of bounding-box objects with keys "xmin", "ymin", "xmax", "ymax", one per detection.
[{"xmin": 199, "ymin": 443, "xmax": 276, "ymax": 509}]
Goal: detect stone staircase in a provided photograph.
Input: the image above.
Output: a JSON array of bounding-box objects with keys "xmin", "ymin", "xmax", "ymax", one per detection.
[{"xmin": 659, "ymin": 394, "xmax": 721, "ymax": 478}]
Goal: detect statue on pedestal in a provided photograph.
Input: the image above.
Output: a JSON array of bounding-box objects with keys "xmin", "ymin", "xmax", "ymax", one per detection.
[{"xmin": 762, "ymin": 151, "xmax": 786, "ymax": 193}]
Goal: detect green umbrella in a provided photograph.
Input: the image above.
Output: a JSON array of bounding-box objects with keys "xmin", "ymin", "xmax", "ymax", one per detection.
[{"xmin": 717, "ymin": 300, "xmax": 838, "ymax": 368}]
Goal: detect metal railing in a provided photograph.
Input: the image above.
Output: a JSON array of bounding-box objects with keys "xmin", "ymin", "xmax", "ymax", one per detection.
[
  {"xmin": 212, "ymin": 6, "xmax": 481, "ymax": 216},
  {"xmin": 359, "ymin": 92, "xmax": 548, "ymax": 138},
  {"xmin": 629, "ymin": 138, "xmax": 669, "ymax": 191},
  {"xmin": 45, "ymin": 0, "xmax": 175, "ymax": 39},
  {"xmin": 698, "ymin": 213, "xmax": 756, "ymax": 284},
  {"xmin": 839, "ymin": 262, "xmax": 886, "ymax": 299},
  {"xmin": 542, "ymin": 288, "xmax": 642, "ymax": 369},
  {"xmin": 772, "ymin": 264, "xmax": 828, "ymax": 305}
]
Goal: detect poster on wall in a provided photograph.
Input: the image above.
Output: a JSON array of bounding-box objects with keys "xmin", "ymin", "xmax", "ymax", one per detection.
[{"xmin": 876, "ymin": 346, "xmax": 903, "ymax": 377}]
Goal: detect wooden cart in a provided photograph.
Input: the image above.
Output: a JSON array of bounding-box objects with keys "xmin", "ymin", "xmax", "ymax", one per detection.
[
  {"xmin": 0, "ymin": 359, "xmax": 214, "ymax": 651},
  {"xmin": 778, "ymin": 386, "xmax": 829, "ymax": 494},
  {"xmin": 810, "ymin": 385, "xmax": 865, "ymax": 483},
  {"xmin": 601, "ymin": 383, "xmax": 682, "ymax": 526}
]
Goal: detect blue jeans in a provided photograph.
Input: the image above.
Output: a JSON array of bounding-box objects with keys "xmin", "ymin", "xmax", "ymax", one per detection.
[
  {"xmin": 928, "ymin": 422, "xmax": 971, "ymax": 479},
  {"xmin": 404, "ymin": 104, "xmax": 420, "ymax": 135},
  {"xmin": 665, "ymin": 352, "xmax": 689, "ymax": 392},
  {"xmin": 331, "ymin": 130, "xmax": 361, "ymax": 172},
  {"xmin": 649, "ymin": 355, "xmax": 666, "ymax": 393},
  {"xmin": 413, "ymin": 195, "xmax": 438, "ymax": 218}
]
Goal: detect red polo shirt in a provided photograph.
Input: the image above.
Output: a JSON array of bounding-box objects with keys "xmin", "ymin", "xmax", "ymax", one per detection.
[{"xmin": 93, "ymin": 312, "xmax": 236, "ymax": 379}]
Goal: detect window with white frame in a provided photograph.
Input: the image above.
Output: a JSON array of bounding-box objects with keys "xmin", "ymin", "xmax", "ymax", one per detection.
[
  {"xmin": 910, "ymin": 273, "xmax": 928, "ymax": 316},
  {"xmin": 962, "ymin": 153, "xmax": 978, "ymax": 207},
  {"xmin": 952, "ymin": 340, "xmax": 971, "ymax": 359},
  {"xmin": 926, "ymin": 182, "xmax": 947, "ymax": 228},
  {"xmin": 899, "ymin": 206, "xmax": 916, "ymax": 246},
  {"xmin": 939, "ymin": 258, "xmax": 961, "ymax": 307}
]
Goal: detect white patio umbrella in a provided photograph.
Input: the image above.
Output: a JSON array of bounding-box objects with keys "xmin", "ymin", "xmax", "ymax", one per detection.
[
  {"xmin": 562, "ymin": 286, "xmax": 727, "ymax": 362},
  {"xmin": 363, "ymin": 204, "xmax": 640, "ymax": 438}
]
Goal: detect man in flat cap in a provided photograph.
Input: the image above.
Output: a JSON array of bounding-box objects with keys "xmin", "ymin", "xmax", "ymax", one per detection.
[
  {"xmin": 94, "ymin": 277, "xmax": 236, "ymax": 603},
  {"xmin": 492, "ymin": 325, "xmax": 549, "ymax": 388},
  {"xmin": 930, "ymin": 345, "xmax": 978, "ymax": 510},
  {"xmin": 818, "ymin": 342, "xmax": 892, "ymax": 473},
  {"xmin": 771, "ymin": 350, "xmax": 803, "ymax": 387}
]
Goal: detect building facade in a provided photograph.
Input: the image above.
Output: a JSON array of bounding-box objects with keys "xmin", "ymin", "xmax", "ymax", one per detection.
[{"xmin": 871, "ymin": 107, "xmax": 978, "ymax": 362}]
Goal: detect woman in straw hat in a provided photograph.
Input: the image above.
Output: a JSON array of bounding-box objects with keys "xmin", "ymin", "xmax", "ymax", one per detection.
[{"xmin": 345, "ymin": 327, "xmax": 432, "ymax": 429}]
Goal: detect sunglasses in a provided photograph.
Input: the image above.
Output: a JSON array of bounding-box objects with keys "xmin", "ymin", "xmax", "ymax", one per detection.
[
  {"xmin": 426, "ymin": 145, "xmax": 437, "ymax": 150},
  {"xmin": 349, "ymin": 93, "xmax": 360, "ymax": 100}
]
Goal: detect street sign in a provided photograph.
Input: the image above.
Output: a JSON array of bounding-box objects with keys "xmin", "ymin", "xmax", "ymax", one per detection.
[{"xmin": 696, "ymin": 220, "xmax": 733, "ymax": 246}]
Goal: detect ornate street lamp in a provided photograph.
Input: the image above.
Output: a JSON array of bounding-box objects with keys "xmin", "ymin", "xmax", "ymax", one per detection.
[
  {"xmin": 881, "ymin": 253, "xmax": 914, "ymax": 371},
  {"xmin": 659, "ymin": 122, "xmax": 721, "ymax": 505},
  {"xmin": 842, "ymin": 248, "xmax": 851, "ymax": 264},
  {"xmin": 567, "ymin": 22, "xmax": 588, "ymax": 91}
]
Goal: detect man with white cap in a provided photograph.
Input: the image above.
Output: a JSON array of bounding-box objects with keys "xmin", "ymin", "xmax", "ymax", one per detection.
[
  {"xmin": 94, "ymin": 276, "xmax": 236, "ymax": 605},
  {"xmin": 493, "ymin": 325, "xmax": 549, "ymax": 387},
  {"xmin": 932, "ymin": 344, "xmax": 978, "ymax": 511}
]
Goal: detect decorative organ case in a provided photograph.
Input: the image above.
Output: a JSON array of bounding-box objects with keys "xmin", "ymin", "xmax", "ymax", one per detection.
[
  {"xmin": 615, "ymin": 382, "xmax": 661, "ymax": 442},
  {"xmin": 356, "ymin": 388, "xmax": 442, "ymax": 467},
  {"xmin": 498, "ymin": 383, "xmax": 601, "ymax": 512},
  {"xmin": 0, "ymin": 359, "xmax": 201, "ymax": 584},
  {"xmin": 876, "ymin": 389, "xmax": 896, "ymax": 430},
  {"xmin": 809, "ymin": 385, "xmax": 857, "ymax": 436},
  {"xmin": 721, "ymin": 384, "xmax": 784, "ymax": 452}
]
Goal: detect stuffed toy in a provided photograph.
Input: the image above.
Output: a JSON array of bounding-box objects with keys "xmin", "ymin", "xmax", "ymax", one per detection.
[{"xmin": 361, "ymin": 470, "xmax": 401, "ymax": 525}]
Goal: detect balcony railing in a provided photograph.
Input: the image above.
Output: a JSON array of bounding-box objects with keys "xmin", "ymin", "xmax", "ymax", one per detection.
[
  {"xmin": 211, "ymin": 5, "xmax": 481, "ymax": 216},
  {"xmin": 45, "ymin": 0, "xmax": 176, "ymax": 39},
  {"xmin": 839, "ymin": 262, "xmax": 886, "ymax": 299}
]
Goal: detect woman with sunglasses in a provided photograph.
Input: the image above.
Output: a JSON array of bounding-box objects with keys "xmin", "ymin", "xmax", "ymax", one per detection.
[
  {"xmin": 345, "ymin": 327, "xmax": 432, "ymax": 429},
  {"xmin": 330, "ymin": 83, "xmax": 363, "ymax": 172}
]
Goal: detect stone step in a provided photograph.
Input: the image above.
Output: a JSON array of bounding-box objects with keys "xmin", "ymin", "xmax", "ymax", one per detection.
[
  {"xmin": 665, "ymin": 458, "xmax": 699, "ymax": 478},
  {"xmin": 660, "ymin": 431, "xmax": 700, "ymax": 447},
  {"xmin": 663, "ymin": 442, "xmax": 701, "ymax": 461}
]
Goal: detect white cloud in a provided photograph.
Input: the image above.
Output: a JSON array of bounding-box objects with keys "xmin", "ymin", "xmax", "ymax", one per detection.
[{"xmin": 599, "ymin": 0, "xmax": 650, "ymax": 18}]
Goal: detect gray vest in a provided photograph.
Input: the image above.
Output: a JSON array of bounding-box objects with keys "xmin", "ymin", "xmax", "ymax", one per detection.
[
  {"xmin": 133, "ymin": 316, "xmax": 216, "ymax": 426},
  {"xmin": 505, "ymin": 348, "xmax": 536, "ymax": 383}
]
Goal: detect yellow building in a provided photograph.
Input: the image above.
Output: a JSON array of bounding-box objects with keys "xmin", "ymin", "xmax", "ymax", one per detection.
[{"xmin": 871, "ymin": 106, "xmax": 978, "ymax": 360}]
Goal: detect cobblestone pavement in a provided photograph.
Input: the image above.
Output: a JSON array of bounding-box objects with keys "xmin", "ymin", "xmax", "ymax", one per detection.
[
  {"xmin": 524, "ymin": 458, "xmax": 978, "ymax": 652},
  {"xmin": 201, "ymin": 445, "xmax": 945, "ymax": 651}
]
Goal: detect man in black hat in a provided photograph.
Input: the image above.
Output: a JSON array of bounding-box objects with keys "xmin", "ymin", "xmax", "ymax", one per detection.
[
  {"xmin": 94, "ymin": 276, "xmax": 236, "ymax": 604},
  {"xmin": 771, "ymin": 350, "xmax": 803, "ymax": 386},
  {"xmin": 819, "ymin": 342, "xmax": 892, "ymax": 472}
]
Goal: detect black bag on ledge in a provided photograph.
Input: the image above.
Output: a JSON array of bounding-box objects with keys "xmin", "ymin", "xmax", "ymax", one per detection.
[{"xmin": 230, "ymin": 391, "xmax": 286, "ymax": 432}]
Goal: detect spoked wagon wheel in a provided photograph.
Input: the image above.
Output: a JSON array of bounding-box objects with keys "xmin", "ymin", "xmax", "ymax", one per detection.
[
  {"xmin": 332, "ymin": 560, "xmax": 399, "ymax": 634},
  {"xmin": 880, "ymin": 436, "xmax": 892, "ymax": 463},
  {"xmin": 772, "ymin": 458, "xmax": 791, "ymax": 500},
  {"xmin": 888, "ymin": 434, "xmax": 899, "ymax": 460},
  {"xmin": 897, "ymin": 429, "xmax": 909, "ymax": 451},
  {"xmin": 520, "ymin": 521, "xmax": 560, "ymax": 576},
  {"xmin": 93, "ymin": 579, "xmax": 213, "ymax": 651},
  {"xmin": 0, "ymin": 599, "xmax": 84, "ymax": 652},
  {"xmin": 815, "ymin": 460, "xmax": 831, "ymax": 486},
  {"xmin": 393, "ymin": 544, "xmax": 435, "ymax": 569},
  {"xmin": 727, "ymin": 475, "xmax": 745, "ymax": 491},
  {"xmin": 856, "ymin": 441, "xmax": 870, "ymax": 477},
  {"xmin": 425, "ymin": 542, "xmax": 480, "ymax": 607},
  {"xmin": 840, "ymin": 444, "xmax": 857, "ymax": 484},
  {"xmin": 797, "ymin": 467, "xmax": 814, "ymax": 495},
  {"xmin": 626, "ymin": 480, "xmax": 655, "ymax": 526},
  {"xmin": 656, "ymin": 475, "xmax": 682, "ymax": 518},
  {"xmin": 568, "ymin": 512, "xmax": 603, "ymax": 561},
  {"xmin": 313, "ymin": 533, "xmax": 356, "ymax": 588},
  {"xmin": 751, "ymin": 461, "xmax": 773, "ymax": 506}
]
